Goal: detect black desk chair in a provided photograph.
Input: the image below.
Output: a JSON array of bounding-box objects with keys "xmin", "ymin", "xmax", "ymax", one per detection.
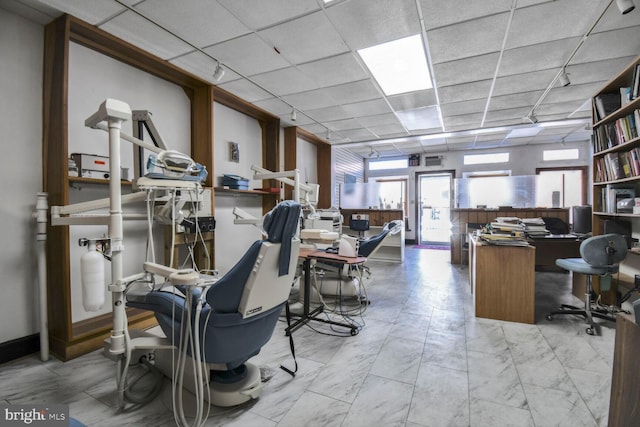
[{"xmin": 546, "ymin": 233, "xmax": 627, "ymax": 335}]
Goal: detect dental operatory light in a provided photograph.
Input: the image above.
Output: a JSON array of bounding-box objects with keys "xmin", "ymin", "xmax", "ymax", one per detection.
[
  {"xmin": 559, "ymin": 68, "xmax": 571, "ymax": 87},
  {"xmin": 616, "ymin": 0, "xmax": 635, "ymax": 14},
  {"xmin": 213, "ymin": 62, "xmax": 225, "ymax": 81}
]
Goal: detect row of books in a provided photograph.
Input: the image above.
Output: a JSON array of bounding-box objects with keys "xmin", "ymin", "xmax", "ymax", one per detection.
[
  {"xmin": 592, "ymin": 109, "xmax": 640, "ymax": 153},
  {"xmin": 594, "ymin": 147, "xmax": 640, "ymax": 182},
  {"xmin": 596, "ymin": 185, "xmax": 635, "ymax": 214},
  {"xmin": 593, "ymin": 64, "xmax": 640, "ymax": 121}
]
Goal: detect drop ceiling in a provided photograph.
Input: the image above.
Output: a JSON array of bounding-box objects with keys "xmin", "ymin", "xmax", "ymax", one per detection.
[{"xmin": 5, "ymin": 0, "xmax": 640, "ymax": 158}]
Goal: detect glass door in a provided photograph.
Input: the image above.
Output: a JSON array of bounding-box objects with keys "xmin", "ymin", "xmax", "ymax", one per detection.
[{"xmin": 417, "ymin": 172, "xmax": 453, "ymax": 246}]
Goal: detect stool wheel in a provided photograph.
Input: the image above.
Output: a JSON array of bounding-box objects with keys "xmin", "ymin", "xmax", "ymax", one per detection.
[
  {"xmin": 546, "ymin": 314, "xmax": 553, "ymax": 321},
  {"xmin": 586, "ymin": 327, "xmax": 595, "ymax": 335}
]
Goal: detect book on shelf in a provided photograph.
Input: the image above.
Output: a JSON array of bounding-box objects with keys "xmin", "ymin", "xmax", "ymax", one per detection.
[
  {"xmin": 594, "ymin": 92, "xmax": 622, "ymax": 121},
  {"xmin": 621, "ymin": 87, "xmax": 632, "ymax": 106},
  {"xmin": 592, "ymin": 110, "xmax": 640, "ymax": 154},
  {"xmin": 633, "ymin": 63, "xmax": 640, "ymax": 100}
]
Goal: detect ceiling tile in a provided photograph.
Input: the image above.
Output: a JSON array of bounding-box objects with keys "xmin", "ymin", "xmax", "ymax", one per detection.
[
  {"xmin": 339, "ymin": 128, "xmax": 377, "ymax": 141},
  {"xmin": 432, "ymin": 53, "xmax": 500, "ymax": 87},
  {"xmin": 133, "ymin": 0, "xmax": 250, "ymax": 48},
  {"xmin": 506, "ymin": 0, "xmax": 603, "ymax": 50},
  {"xmin": 565, "ymin": 56, "xmax": 636, "ymax": 85},
  {"xmin": 440, "ymin": 98, "xmax": 487, "ymax": 118},
  {"xmin": 317, "ymin": 79, "xmax": 381, "ymax": 106},
  {"xmin": 217, "ymin": 79, "xmax": 273, "ymax": 103},
  {"xmin": 438, "ymin": 80, "xmax": 492, "ymax": 104},
  {"xmin": 203, "ymin": 33, "xmax": 290, "ymax": 76},
  {"xmin": 396, "ymin": 106, "xmax": 442, "ymax": 131},
  {"xmin": 443, "ymin": 112, "xmax": 484, "ymax": 129},
  {"xmin": 572, "ymin": 26, "xmax": 640, "ymax": 64},
  {"xmin": 217, "ymin": 0, "xmax": 320, "ymax": 31},
  {"xmin": 258, "ymin": 11, "xmax": 350, "ymax": 64},
  {"xmin": 38, "ymin": 0, "xmax": 125, "ymax": 25},
  {"xmin": 499, "ymin": 38, "xmax": 579, "ymax": 76},
  {"xmin": 252, "ymin": 97, "xmax": 295, "ymax": 116},
  {"xmin": 484, "ymin": 106, "xmax": 530, "ymax": 123},
  {"xmin": 419, "ymin": 0, "xmax": 513, "ymax": 30},
  {"xmin": 325, "ymin": 118, "xmax": 362, "ymax": 131},
  {"xmin": 170, "ymin": 50, "xmax": 238, "ymax": 85},
  {"xmin": 325, "ymin": 0, "xmax": 421, "ymax": 50},
  {"xmin": 427, "ymin": 13, "xmax": 511, "ymax": 64},
  {"xmin": 542, "ymin": 82, "xmax": 603, "ymax": 105},
  {"xmin": 488, "ymin": 90, "xmax": 542, "ymax": 111},
  {"xmin": 99, "ymin": 11, "xmax": 194, "ymax": 59},
  {"xmin": 388, "ymin": 90, "xmax": 438, "ymax": 111},
  {"xmin": 369, "ymin": 123, "xmax": 408, "ymax": 136},
  {"xmin": 356, "ymin": 113, "xmax": 402, "ymax": 128},
  {"xmin": 341, "ymin": 99, "xmax": 393, "ymax": 117},
  {"xmin": 492, "ymin": 69, "xmax": 558, "ymax": 96},
  {"xmin": 281, "ymin": 88, "xmax": 341, "ymax": 110},
  {"xmin": 305, "ymin": 105, "xmax": 350, "ymax": 122},
  {"xmin": 297, "ymin": 53, "xmax": 369, "ymax": 87},
  {"xmin": 250, "ymin": 66, "xmax": 320, "ymax": 95},
  {"xmin": 591, "ymin": 3, "xmax": 640, "ymax": 33}
]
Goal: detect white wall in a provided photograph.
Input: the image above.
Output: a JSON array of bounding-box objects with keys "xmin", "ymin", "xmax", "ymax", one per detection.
[
  {"xmin": 0, "ymin": 9, "xmax": 44, "ymax": 342},
  {"xmin": 213, "ymin": 102, "xmax": 265, "ymax": 275},
  {"xmin": 66, "ymin": 42, "xmax": 191, "ymax": 322}
]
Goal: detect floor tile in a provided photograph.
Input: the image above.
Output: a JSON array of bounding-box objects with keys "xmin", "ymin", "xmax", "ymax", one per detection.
[{"xmin": 341, "ymin": 375, "xmax": 413, "ymax": 427}]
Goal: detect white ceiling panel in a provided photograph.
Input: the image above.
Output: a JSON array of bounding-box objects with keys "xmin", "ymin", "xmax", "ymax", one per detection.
[
  {"xmin": 388, "ymin": 90, "xmax": 438, "ymax": 111},
  {"xmin": 170, "ymin": 50, "xmax": 238, "ymax": 85},
  {"xmin": 356, "ymin": 113, "xmax": 402, "ymax": 128},
  {"xmin": 217, "ymin": 0, "xmax": 320, "ymax": 31},
  {"xmin": 14, "ymin": 0, "xmax": 639, "ymax": 158},
  {"xmin": 133, "ymin": 0, "xmax": 250, "ymax": 48},
  {"xmin": 432, "ymin": 53, "xmax": 501, "ymax": 87},
  {"xmin": 250, "ymin": 66, "xmax": 320, "ymax": 96},
  {"xmin": 297, "ymin": 53, "xmax": 370, "ymax": 88},
  {"xmin": 325, "ymin": 0, "xmax": 421, "ymax": 50},
  {"xmin": 419, "ymin": 0, "xmax": 513, "ymax": 30},
  {"xmin": 38, "ymin": 0, "xmax": 125, "ymax": 25},
  {"xmin": 341, "ymin": 99, "xmax": 393, "ymax": 118},
  {"xmin": 499, "ymin": 38, "xmax": 579, "ymax": 76},
  {"xmin": 427, "ymin": 13, "xmax": 511, "ymax": 64},
  {"xmin": 258, "ymin": 11, "xmax": 350, "ymax": 64},
  {"xmin": 506, "ymin": 0, "xmax": 603, "ymax": 49},
  {"xmin": 438, "ymin": 80, "xmax": 493, "ymax": 104},
  {"xmin": 203, "ymin": 33, "xmax": 290, "ymax": 76},
  {"xmin": 99, "ymin": 11, "xmax": 194, "ymax": 60},
  {"xmin": 217, "ymin": 79, "xmax": 273, "ymax": 103}
]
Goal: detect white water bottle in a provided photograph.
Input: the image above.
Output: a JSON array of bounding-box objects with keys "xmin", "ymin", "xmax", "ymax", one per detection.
[{"xmin": 81, "ymin": 241, "xmax": 105, "ymax": 311}]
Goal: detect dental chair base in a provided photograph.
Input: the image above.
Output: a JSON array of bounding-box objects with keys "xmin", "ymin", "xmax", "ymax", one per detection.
[{"xmin": 154, "ymin": 348, "xmax": 263, "ymax": 407}]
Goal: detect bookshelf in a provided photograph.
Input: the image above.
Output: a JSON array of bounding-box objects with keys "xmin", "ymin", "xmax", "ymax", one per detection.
[{"xmin": 590, "ymin": 55, "xmax": 640, "ymax": 304}]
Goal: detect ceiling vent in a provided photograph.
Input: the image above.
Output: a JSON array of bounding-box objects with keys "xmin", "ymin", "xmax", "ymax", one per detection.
[{"xmin": 424, "ymin": 155, "xmax": 443, "ymax": 167}]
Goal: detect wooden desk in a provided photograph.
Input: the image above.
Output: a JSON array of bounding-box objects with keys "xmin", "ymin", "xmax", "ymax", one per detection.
[
  {"xmin": 285, "ymin": 249, "xmax": 365, "ymax": 336},
  {"xmin": 608, "ymin": 313, "xmax": 640, "ymax": 426},
  {"xmin": 469, "ymin": 236, "xmax": 536, "ymax": 324},
  {"xmin": 529, "ymin": 234, "xmax": 581, "ymax": 271}
]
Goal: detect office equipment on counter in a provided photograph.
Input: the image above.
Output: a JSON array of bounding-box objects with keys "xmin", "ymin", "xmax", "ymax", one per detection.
[
  {"xmin": 338, "ymin": 235, "xmax": 359, "ymax": 257},
  {"xmin": 546, "ymin": 233, "xmax": 628, "ymax": 335},
  {"xmin": 71, "ymin": 153, "xmax": 110, "ymax": 178},
  {"xmin": 221, "ymin": 174, "xmax": 249, "ymax": 190}
]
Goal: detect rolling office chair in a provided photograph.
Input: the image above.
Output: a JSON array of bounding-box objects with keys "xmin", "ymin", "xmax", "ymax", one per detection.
[
  {"xmin": 127, "ymin": 201, "xmax": 301, "ymax": 406},
  {"xmin": 546, "ymin": 233, "xmax": 627, "ymax": 335}
]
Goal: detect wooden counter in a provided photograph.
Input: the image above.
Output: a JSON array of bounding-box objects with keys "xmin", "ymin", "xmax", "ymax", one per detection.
[
  {"xmin": 608, "ymin": 313, "xmax": 640, "ymax": 426},
  {"xmin": 469, "ymin": 236, "xmax": 536, "ymax": 324}
]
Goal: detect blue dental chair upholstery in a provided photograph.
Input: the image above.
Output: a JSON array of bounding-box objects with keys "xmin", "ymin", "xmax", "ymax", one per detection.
[
  {"xmin": 546, "ymin": 233, "xmax": 627, "ymax": 335},
  {"xmin": 128, "ymin": 201, "xmax": 301, "ymax": 369}
]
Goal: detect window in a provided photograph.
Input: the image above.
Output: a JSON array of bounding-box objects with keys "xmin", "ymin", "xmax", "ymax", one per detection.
[
  {"xmin": 463, "ymin": 152, "xmax": 509, "ymax": 165},
  {"xmin": 536, "ymin": 167, "xmax": 587, "ymax": 209},
  {"xmin": 368, "ymin": 158, "xmax": 408, "ymax": 170},
  {"xmin": 373, "ymin": 178, "xmax": 408, "ymax": 214},
  {"xmin": 543, "ymin": 148, "xmax": 579, "ymax": 161}
]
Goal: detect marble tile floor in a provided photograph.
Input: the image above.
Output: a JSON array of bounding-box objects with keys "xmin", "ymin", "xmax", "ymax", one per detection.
[{"xmin": 0, "ymin": 247, "xmax": 624, "ymax": 427}]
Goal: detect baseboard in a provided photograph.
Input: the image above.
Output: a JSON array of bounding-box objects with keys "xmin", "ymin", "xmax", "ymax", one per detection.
[{"xmin": 0, "ymin": 333, "xmax": 40, "ymax": 365}]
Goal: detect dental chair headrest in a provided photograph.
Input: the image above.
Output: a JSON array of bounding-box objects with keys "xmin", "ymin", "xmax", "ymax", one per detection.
[{"xmin": 262, "ymin": 200, "xmax": 301, "ymax": 276}]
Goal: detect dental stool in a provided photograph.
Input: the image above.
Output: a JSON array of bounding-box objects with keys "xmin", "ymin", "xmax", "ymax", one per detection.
[
  {"xmin": 546, "ymin": 233, "xmax": 627, "ymax": 335},
  {"xmin": 127, "ymin": 201, "xmax": 301, "ymax": 406}
]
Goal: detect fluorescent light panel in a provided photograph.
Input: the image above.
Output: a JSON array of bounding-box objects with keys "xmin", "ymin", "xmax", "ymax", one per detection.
[
  {"xmin": 507, "ymin": 127, "xmax": 543, "ymax": 138},
  {"xmin": 358, "ymin": 34, "xmax": 432, "ymax": 96},
  {"xmin": 543, "ymin": 149, "xmax": 579, "ymax": 161}
]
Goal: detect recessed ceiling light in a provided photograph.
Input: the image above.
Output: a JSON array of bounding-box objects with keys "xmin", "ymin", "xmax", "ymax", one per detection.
[{"xmin": 358, "ymin": 34, "xmax": 432, "ymax": 96}]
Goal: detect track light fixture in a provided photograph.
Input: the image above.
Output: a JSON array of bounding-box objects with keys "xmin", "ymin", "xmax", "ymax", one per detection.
[
  {"xmin": 616, "ymin": 0, "xmax": 635, "ymax": 14},
  {"xmin": 524, "ymin": 113, "xmax": 538, "ymax": 124},
  {"xmin": 212, "ymin": 62, "xmax": 225, "ymax": 82},
  {"xmin": 290, "ymin": 108, "xmax": 297, "ymax": 122},
  {"xmin": 559, "ymin": 68, "xmax": 570, "ymax": 87}
]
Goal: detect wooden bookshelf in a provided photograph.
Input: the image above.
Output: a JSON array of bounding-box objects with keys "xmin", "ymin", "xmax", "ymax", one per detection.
[{"xmin": 590, "ymin": 55, "xmax": 640, "ymax": 304}]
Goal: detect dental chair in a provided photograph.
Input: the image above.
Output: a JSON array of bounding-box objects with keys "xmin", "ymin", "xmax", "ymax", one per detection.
[
  {"xmin": 546, "ymin": 233, "xmax": 627, "ymax": 335},
  {"xmin": 315, "ymin": 220, "xmax": 402, "ymax": 298},
  {"xmin": 127, "ymin": 200, "xmax": 301, "ymax": 406}
]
